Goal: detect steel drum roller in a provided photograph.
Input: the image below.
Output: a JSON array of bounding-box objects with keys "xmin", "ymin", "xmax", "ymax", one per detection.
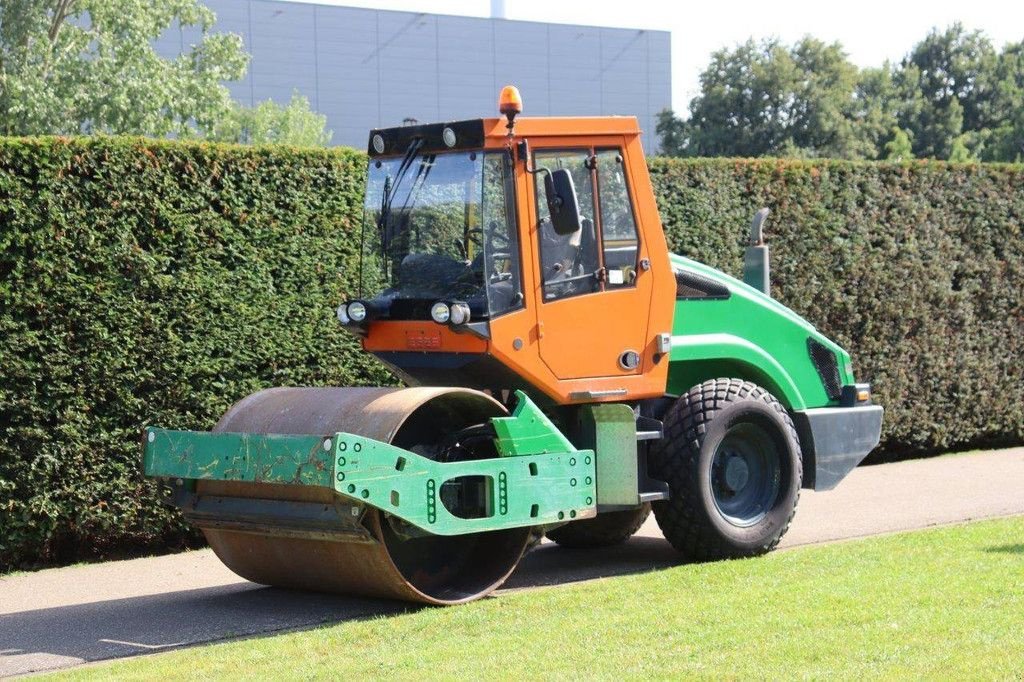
[{"xmin": 196, "ymin": 386, "xmax": 531, "ymax": 605}]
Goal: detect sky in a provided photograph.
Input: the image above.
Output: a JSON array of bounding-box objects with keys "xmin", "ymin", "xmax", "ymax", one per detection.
[{"xmin": 278, "ymin": 0, "xmax": 1024, "ymax": 113}]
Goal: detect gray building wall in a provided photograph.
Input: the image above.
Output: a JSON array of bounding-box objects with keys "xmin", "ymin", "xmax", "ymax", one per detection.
[{"xmin": 154, "ymin": 1, "xmax": 671, "ymax": 150}]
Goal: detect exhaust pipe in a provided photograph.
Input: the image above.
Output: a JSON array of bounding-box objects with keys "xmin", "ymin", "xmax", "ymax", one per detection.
[{"xmin": 744, "ymin": 207, "xmax": 771, "ymax": 296}]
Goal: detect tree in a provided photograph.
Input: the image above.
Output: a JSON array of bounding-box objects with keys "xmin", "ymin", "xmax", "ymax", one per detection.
[
  {"xmin": 984, "ymin": 40, "xmax": 1024, "ymax": 161},
  {"xmin": 0, "ymin": 0, "xmax": 248, "ymax": 137},
  {"xmin": 883, "ymin": 127, "xmax": 913, "ymax": 161},
  {"xmin": 894, "ymin": 24, "xmax": 999, "ymax": 159},
  {"xmin": 207, "ymin": 93, "xmax": 333, "ymax": 147},
  {"xmin": 947, "ymin": 135, "xmax": 975, "ymax": 162},
  {"xmin": 852, "ymin": 65, "xmax": 901, "ymax": 159},
  {"xmin": 656, "ymin": 25, "xmax": 1024, "ymax": 162},
  {"xmin": 682, "ymin": 38, "xmax": 787, "ymax": 157},
  {"xmin": 680, "ymin": 37, "xmax": 874, "ymax": 159},
  {"xmin": 654, "ymin": 108, "xmax": 688, "ymax": 156}
]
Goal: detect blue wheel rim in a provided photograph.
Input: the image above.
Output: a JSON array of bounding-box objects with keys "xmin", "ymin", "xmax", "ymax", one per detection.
[{"xmin": 710, "ymin": 422, "xmax": 782, "ymax": 527}]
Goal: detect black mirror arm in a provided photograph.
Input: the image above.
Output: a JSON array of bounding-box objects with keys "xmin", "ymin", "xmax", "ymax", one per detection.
[
  {"xmin": 526, "ymin": 161, "xmax": 551, "ymax": 178},
  {"xmin": 517, "ymin": 139, "xmax": 551, "ymax": 178}
]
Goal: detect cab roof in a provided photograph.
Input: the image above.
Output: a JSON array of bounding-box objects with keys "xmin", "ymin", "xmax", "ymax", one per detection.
[{"xmin": 367, "ymin": 116, "xmax": 641, "ymax": 157}]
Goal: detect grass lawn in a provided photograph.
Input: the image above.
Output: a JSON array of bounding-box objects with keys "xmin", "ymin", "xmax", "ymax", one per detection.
[{"xmin": 52, "ymin": 517, "xmax": 1024, "ymax": 680}]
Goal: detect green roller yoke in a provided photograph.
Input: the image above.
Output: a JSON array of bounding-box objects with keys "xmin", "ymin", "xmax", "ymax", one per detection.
[{"xmin": 144, "ymin": 391, "xmax": 597, "ymax": 536}]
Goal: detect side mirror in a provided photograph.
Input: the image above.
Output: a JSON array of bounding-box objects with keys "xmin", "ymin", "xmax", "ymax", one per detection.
[{"xmin": 544, "ymin": 168, "xmax": 582, "ymax": 236}]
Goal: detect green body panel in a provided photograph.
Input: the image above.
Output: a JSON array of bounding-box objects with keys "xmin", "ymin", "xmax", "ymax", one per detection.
[
  {"xmin": 492, "ymin": 390, "xmax": 576, "ymax": 456},
  {"xmin": 144, "ymin": 393, "xmax": 598, "ymax": 536},
  {"xmin": 572, "ymin": 403, "xmax": 640, "ymax": 509},
  {"xmin": 667, "ymin": 254, "xmax": 855, "ymax": 410},
  {"xmin": 144, "ymin": 428, "xmax": 334, "ymax": 486}
]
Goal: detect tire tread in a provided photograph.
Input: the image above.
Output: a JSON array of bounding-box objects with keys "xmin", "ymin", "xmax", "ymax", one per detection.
[{"xmin": 649, "ymin": 378, "xmax": 801, "ymax": 561}]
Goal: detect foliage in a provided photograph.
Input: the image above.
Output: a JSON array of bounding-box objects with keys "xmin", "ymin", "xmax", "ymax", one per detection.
[
  {"xmin": 986, "ymin": 41, "xmax": 1024, "ymax": 162},
  {"xmin": 852, "ymin": 65, "xmax": 902, "ymax": 158},
  {"xmin": 655, "ymin": 108, "xmax": 687, "ymax": 157},
  {"xmin": 684, "ymin": 38, "xmax": 878, "ymax": 160},
  {"xmin": 883, "ymin": 127, "xmax": 913, "ymax": 160},
  {"xmin": 895, "ymin": 24, "xmax": 998, "ymax": 160},
  {"xmin": 53, "ymin": 517, "xmax": 1024, "ymax": 680},
  {"xmin": 1, "ymin": 140, "xmax": 1021, "ymax": 570},
  {"xmin": 660, "ymin": 25, "xmax": 1024, "ymax": 162},
  {"xmin": 0, "ymin": 0, "xmax": 248, "ymax": 137},
  {"xmin": 0, "ymin": 137, "xmax": 391, "ymax": 571},
  {"xmin": 206, "ymin": 92, "xmax": 333, "ymax": 147}
]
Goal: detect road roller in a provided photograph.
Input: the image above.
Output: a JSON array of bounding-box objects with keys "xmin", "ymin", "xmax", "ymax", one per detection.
[{"xmin": 143, "ymin": 86, "xmax": 883, "ymax": 605}]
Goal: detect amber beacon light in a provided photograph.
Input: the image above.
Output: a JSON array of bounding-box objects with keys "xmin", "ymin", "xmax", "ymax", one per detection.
[{"xmin": 499, "ymin": 85, "xmax": 523, "ymax": 135}]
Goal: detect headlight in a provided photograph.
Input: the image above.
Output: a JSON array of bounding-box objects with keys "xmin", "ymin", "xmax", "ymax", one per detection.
[
  {"xmin": 347, "ymin": 301, "xmax": 367, "ymax": 323},
  {"xmin": 336, "ymin": 304, "xmax": 351, "ymax": 325},
  {"xmin": 430, "ymin": 301, "xmax": 451, "ymax": 324},
  {"xmin": 449, "ymin": 302, "xmax": 471, "ymax": 326}
]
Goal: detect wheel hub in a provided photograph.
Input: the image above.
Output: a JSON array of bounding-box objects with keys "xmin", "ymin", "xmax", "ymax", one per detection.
[
  {"xmin": 710, "ymin": 422, "xmax": 783, "ymax": 527},
  {"xmin": 723, "ymin": 454, "xmax": 750, "ymax": 493}
]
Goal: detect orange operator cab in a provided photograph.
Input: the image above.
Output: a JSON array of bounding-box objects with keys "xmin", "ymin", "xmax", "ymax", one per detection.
[{"xmin": 348, "ymin": 94, "xmax": 676, "ymax": 406}]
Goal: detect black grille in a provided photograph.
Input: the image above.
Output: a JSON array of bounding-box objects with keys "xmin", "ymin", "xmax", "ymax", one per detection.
[
  {"xmin": 674, "ymin": 270, "xmax": 730, "ymax": 300},
  {"xmin": 387, "ymin": 299, "xmax": 434, "ymax": 320},
  {"xmin": 807, "ymin": 338, "xmax": 842, "ymax": 401}
]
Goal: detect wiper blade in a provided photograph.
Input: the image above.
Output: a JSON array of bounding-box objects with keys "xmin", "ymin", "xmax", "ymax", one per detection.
[
  {"xmin": 379, "ymin": 138, "xmax": 424, "ymax": 233},
  {"xmin": 398, "ymin": 153, "xmax": 435, "ymax": 218},
  {"xmin": 377, "ymin": 138, "xmax": 424, "ymax": 272}
]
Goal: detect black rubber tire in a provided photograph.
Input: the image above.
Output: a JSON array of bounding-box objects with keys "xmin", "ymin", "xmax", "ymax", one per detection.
[
  {"xmin": 648, "ymin": 378, "xmax": 801, "ymax": 561},
  {"xmin": 545, "ymin": 504, "xmax": 652, "ymax": 548}
]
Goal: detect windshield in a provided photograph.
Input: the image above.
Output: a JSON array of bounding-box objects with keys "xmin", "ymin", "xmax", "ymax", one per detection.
[{"xmin": 360, "ymin": 150, "xmax": 522, "ymax": 319}]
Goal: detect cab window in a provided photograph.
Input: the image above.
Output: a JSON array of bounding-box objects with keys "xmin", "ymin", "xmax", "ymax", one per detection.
[
  {"xmin": 532, "ymin": 150, "xmax": 600, "ymax": 301},
  {"xmin": 481, "ymin": 152, "xmax": 523, "ymax": 316},
  {"xmin": 595, "ymin": 149, "xmax": 640, "ymax": 288}
]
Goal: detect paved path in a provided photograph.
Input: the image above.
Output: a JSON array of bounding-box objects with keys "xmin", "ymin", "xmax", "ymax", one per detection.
[{"xmin": 2, "ymin": 447, "xmax": 1023, "ymax": 677}]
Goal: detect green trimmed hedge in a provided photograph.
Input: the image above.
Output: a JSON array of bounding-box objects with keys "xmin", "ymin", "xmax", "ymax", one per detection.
[
  {"xmin": 1, "ymin": 138, "xmax": 1021, "ymax": 570},
  {"xmin": 0, "ymin": 138, "xmax": 391, "ymax": 570}
]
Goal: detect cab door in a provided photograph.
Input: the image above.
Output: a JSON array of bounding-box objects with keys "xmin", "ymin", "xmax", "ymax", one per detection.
[{"xmin": 529, "ymin": 145, "xmax": 654, "ymax": 380}]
